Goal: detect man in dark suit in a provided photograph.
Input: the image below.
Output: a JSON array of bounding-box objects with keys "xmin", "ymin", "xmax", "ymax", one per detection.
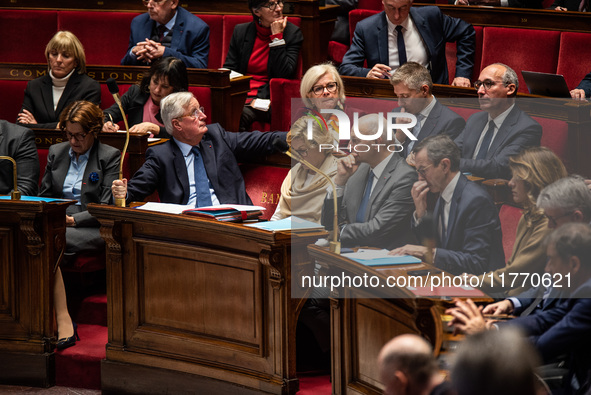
[
  {"xmin": 121, "ymin": 0, "xmax": 209, "ymax": 68},
  {"xmin": 391, "ymin": 134, "xmax": 504, "ymax": 275},
  {"xmin": 321, "ymin": 114, "xmax": 417, "ymax": 250},
  {"xmin": 0, "ymin": 120, "xmax": 39, "ymax": 197},
  {"xmin": 390, "ymin": 62, "xmax": 465, "ymax": 158},
  {"xmin": 448, "ymin": 223, "xmax": 591, "ymax": 395},
  {"xmin": 111, "ymin": 92, "xmax": 285, "ymax": 205},
  {"xmin": 570, "ymin": 70, "xmax": 591, "ymax": 100},
  {"xmin": 338, "ymin": 0, "xmax": 475, "ymax": 87},
  {"xmin": 454, "ymin": 63, "xmax": 542, "ymax": 179}
]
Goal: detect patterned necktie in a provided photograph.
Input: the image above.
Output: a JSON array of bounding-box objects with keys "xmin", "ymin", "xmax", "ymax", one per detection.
[
  {"xmin": 191, "ymin": 146, "xmax": 213, "ymax": 207},
  {"xmin": 406, "ymin": 113, "xmax": 424, "ymax": 154},
  {"xmin": 157, "ymin": 25, "xmax": 167, "ymax": 42},
  {"xmin": 476, "ymin": 120, "xmax": 495, "ymax": 160},
  {"xmin": 356, "ymin": 170, "xmax": 375, "ymax": 223},
  {"xmin": 396, "ymin": 25, "xmax": 407, "ymax": 66}
]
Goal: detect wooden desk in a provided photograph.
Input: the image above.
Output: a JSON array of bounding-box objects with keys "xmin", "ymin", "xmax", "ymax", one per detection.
[
  {"xmin": 88, "ymin": 204, "xmax": 326, "ymax": 394},
  {"xmin": 307, "ymin": 246, "xmax": 451, "ymax": 395},
  {"xmin": 0, "ymin": 198, "xmax": 73, "ymax": 387}
]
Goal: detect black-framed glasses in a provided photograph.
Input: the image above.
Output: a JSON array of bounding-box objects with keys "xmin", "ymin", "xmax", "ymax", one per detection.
[
  {"xmin": 545, "ymin": 211, "xmax": 573, "ymax": 227},
  {"xmin": 142, "ymin": 0, "xmax": 168, "ymax": 6},
  {"xmin": 64, "ymin": 131, "xmax": 88, "ymax": 141},
  {"xmin": 261, "ymin": 1, "xmax": 284, "ymax": 11},
  {"xmin": 180, "ymin": 107, "xmax": 206, "ymax": 120},
  {"xmin": 310, "ymin": 82, "xmax": 338, "ymax": 96},
  {"xmin": 416, "ymin": 163, "xmax": 433, "ymax": 177},
  {"xmin": 474, "ymin": 79, "xmax": 506, "ymax": 91}
]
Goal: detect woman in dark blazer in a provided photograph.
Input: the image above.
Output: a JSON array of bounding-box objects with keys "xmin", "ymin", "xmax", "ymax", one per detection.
[
  {"xmin": 17, "ymin": 31, "xmax": 101, "ymax": 129},
  {"xmin": 223, "ymin": 0, "xmax": 303, "ymax": 131},
  {"xmin": 40, "ymin": 101, "xmax": 120, "ymax": 350},
  {"xmin": 102, "ymin": 57, "xmax": 188, "ymax": 139}
]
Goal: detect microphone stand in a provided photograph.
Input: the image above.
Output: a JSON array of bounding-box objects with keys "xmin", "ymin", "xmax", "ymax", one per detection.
[
  {"xmin": 284, "ymin": 149, "xmax": 341, "ymax": 254},
  {"xmin": 0, "ymin": 156, "xmax": 21, "ymax": 200},
  {"xmin": 107, "ymin": 78, "xmax": 130, "ymax": 208}
]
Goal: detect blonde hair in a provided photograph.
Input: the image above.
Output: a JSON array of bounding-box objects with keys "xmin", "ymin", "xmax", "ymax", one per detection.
[
  {"xmin": 300, "ymin": 63, "xmax": 345, "ymax": 109},
  {"xmin": 287, "ymin": 115, "xmax": 334, "ymax": 151},
  {"xmin": 509, "ymin": 147, "xmax": 567, "ymax": 217},
  {"xmin": 45, "ymin": 31, "xmax": 87, "ymax": 74}
]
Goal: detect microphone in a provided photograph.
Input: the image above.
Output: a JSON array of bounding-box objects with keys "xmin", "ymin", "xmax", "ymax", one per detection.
[
  {"xmin": 0, "ymin": 156, "xmax": 21, "ymax": 200},
  {"xmin": 106, "ymin": 78, "xmax": 130, "ymax": 208},
  {"xmin": 273, "ymin": 138, "xmax": 341, "ymax": 254},
  {"xmin": 416, "ymin": 213, "xmax": 436, "ymax": 265}
]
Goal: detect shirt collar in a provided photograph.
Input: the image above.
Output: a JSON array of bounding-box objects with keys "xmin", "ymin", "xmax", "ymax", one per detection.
[
  {"xmin": 419, "ymin": 95, "xmax": 437, "ymax": 119},
  {"xmin": 157, "ymin": 10, "xmax": 177, "ymax": 31},
  {"xmin": 386, "ymin": 13, "xmax": 412, "ymax": 33},
  {"xmin": 488, "ymin": 103, "xmax": 515, "ymax": 128},
  {"xmin": 441, "ymin": 171, "xmax": 460, "ymax": 205},
  {"xmin": 174, "ymin": 137, "xmax": 194, "ymax": 156},
  {"xmin": 371, "ymin": 153, "xmax": 394, "ymax": 180},
  {"xmin": 68, "ymin": 146, "xmax": 90, "ymax": 163}
]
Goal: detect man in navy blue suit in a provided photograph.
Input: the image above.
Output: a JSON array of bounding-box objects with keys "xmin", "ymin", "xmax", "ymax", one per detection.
[
  {"xmin": 111, "ymin": 92, "xmax": 286, "ymax": 206},
  {"xmin": 570, "ymin": 70, "xmax": 591, "ymax": 100},
  {"xmin": 389, "ymin": 134, "xmax": 504, "ymax": 275},
  {"xmin": 390, "ymin": 62, "xmax": 465, "ymax": 158},
  {"xmin": 339, "ymin": 0, "xmax": 475, "ymax": 87},
  {"xmin": 121, "ymin": 0, "xmax": 209, "ymax": 68},
  {"xmin": 454, "ymin": 63, "xmax": 542, "ymax": 179},
  {"xmin": 448, "ymin": 223, "xmax": 591, "ymax": 395}
]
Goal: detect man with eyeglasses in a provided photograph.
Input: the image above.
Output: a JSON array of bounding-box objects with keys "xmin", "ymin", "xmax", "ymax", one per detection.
[
  {"xmin": 339, "ymin": 0, "xmax": 475, "ymax": 87},
  {"xmin": 453, "ymin": 63, "xmax": 542, "ymax": 179},
  {"xmin": 390, "ymin": 134, "xmax": 504, "ymax": 275},
  {"xmin": 121, "ymin": 0, "xmax": 209, "ymax": 68},
  {"xmin": 0, "ymin": 120, "xmax": 39, "ymax": 197},
  {"xmin": 111, "ymin": 92, "xmax": 286, "ymax": 206},
  {"xmin": 390, "ymin": 62, "xmax": 465, "ymax": 158},
  {"xmin": 321, "ymin": 114, "xmax": 418, "ymax": 250}
]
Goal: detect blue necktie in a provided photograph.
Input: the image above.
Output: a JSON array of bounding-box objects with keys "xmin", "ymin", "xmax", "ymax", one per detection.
[
  {"xmin": 191, "ymin": 146, "xmax": 213, "ymax": 207},
  {"xmin": 476, "ymin": 120, "xmax": 496, "ymax": 160},
  {"xmin": 356, "ymin": 170, "xmax": 375, "ymax": 223},
  {"xmin": 406, "ymin": 113, "xmax": 424, "ymax": 155},
  {"xmin": 396, "ymin": 25, "xmax": 407, "ymax": 66}
]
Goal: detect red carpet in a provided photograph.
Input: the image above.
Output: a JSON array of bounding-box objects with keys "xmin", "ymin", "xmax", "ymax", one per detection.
[{"xmin": 298, "ymin": 375, "xmax": 331, "ymax": 394}]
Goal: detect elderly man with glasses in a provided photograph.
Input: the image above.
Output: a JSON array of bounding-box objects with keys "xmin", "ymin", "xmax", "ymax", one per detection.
[
  {"xmin": 121, "ymin": 0, "xmax": 210, "ymax": 68},
  {"xmin": 453, "ymin": 63, "xmax": 542, "ymax": 179},
  {"xmin": 111, "ymin": 92, "xmax": 286, "ymax": 206}
]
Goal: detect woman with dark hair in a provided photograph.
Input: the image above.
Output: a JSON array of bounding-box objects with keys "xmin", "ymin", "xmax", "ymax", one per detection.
[
  {"xmin": 17, "ymin": 31, "xmax": 101, "ymax": 129},
  {"xmin": 40, "ymin": 100, "xmax": 120, "ymax": 349},
  {"xmin": 102, "ymin": 56, "xmax": 188, "ymax": 138},
  {"xmin": 223, "ymin": 0, "xmax": 303, "ymax": 131}
]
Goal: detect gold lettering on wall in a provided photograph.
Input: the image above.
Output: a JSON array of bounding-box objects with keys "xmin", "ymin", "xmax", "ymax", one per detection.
[{"xmin": 260, "ymin": 193, "xmax": 280, "ymax": 204}]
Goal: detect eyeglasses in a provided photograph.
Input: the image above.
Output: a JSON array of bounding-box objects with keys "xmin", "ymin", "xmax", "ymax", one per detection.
[
  {"xmin": 310, "ymin": 82, "xmax": 338, "ymax": 96},
  {"xmin": 64, "ymin": 131, "xmax": 88, "ymax": 141},
  {"xmin": 294, "ymin": 147, "xmax": 309, "ymax": 157},
  {"xmin": 545, "ymin": 211, "xmax": 573, "ymax": 227},
  {"xmin": 416, "ymin": 163, "xmax": 433, "ymax": 177},
  {"xmin": 180, "ymin": 107, "xmax": 206, "ymax": 120},
  {"xmin": 474, "ymin": 79, "xmax": 506, "ymax": 91},
  {"xmin": 260, "ymin": 1, "xmax": 284, "ymax": 11},
  {"xmin": 142, "ymin": 0, "xmax": 168, "ymax": 6}
]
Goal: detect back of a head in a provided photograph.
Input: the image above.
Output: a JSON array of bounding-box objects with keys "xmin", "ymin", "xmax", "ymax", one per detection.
[
  {"xmin": 546, "ymin": 222, "xmax": 591, "ymax": 270},
  {"xmin": 390, "ymin": 62, "xmax": 433, "ymax": 93},
  {"xmin": 59, "ymin": 100, "xmax": 104, "ymax": 136},
  {"xmin": 537, "ymin": 175, "xmax": 591, "ymax": 222},
  {"xmin": 452, "ymin": 328, "xmax": 540, "ymax": 395}
]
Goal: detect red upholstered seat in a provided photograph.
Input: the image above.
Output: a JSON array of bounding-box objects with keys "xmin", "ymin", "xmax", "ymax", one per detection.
[
  {"xmin": 533, "ymin": 116, "xmax": 570, "ymax": 169},
  {"xmin": 445, "ymin": 26, "xmax": 483, "ymax": 83},
  {"xmin": 240, "ymin": 164, "xmax": 290, "ymax": 220},
  {"xmin": 196, "ymin": 14, "xmax": 224, "ymax": 69},
  {"xmin": 0, "ymin": 80, "xmax": 28, "ymax": 124},
  {"xmin": 270, "ymin": 78, "xmax": 303, "ymax": 132},
  {"xmin": 358, "ymin": 0, "xmax": 384, "ymax": 10},
  {"xmin": 57, "ymin": 11, "xmax": 140, "ymax": 66},
  {"xmin": 557, "ymin": 32, "xmax": 591, "ymax": 91},
  {"xmin": 188, "ymin": 86, "xmax": 212, "ymax": 120},
  {"xmin": 480, "ymin": 27, "xmax": 561, "ymax": 93},
  {"xmin": 499, "ymin": 204, "xmax": 522, "ymax": 262},
  {"xmin": 327, "ymin": 40, "xmax": 349, "ymax": 66},
  {"xmin": 349, "ymin": 9, "xmax": 379, "ymax": 43},
  {"xmin": 1, "ymin": 10, "xmax": 57, "ymax": 63},
  {"xmin": 222, "ymin": 15, "xmax": 255, "ymax": 66}
]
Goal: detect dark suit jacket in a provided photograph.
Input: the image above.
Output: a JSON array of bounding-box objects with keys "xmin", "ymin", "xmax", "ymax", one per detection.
[
  {"xmin": 0, "ymin": 120, "xmax": 39, "ymax": 197},
  {"xmin": 454, "ymin": 105, "xmax": 542, "ymax": 179},
  {"xmin": 121, "ymin": 7, "xmax": 209, "ymax": 68},
  {"xmin": 506, "ymin": 277, "xmax": 591, "ymax": 389},
  {"xmin": 103, "ymin": 85, "xmax": 171, "ymax": 139},
  {"xmin": 39, "ymin": 140, "xmax": 120, "ymax": 227},
  {"xmin": 223, "ymin": 21, "xmax": 303, "ymax": 100},
  {"xmin": 321, "ymin": 153, "xmax": 418, "ymax": 249},
  {"xmin": 415, "ymin": 174, "xmax": 504, "ymax": 275},
  {"xmin": 576, "ymin": 71, "xmax": 591, "ymax": 98},
  {"xmin": 20, "ymin": 71, "xmax": 101, "ymax": 129},
  {"xmin": 399, "ymin": 99, "xmax": 466, "ymax": 157},
  {"xmin": 126, "ymin": 124, "xmax": 286, "ymax": 205},
  {"xmin": 339, "ymin": 8, "xmax": 476, "ymax": 84}
]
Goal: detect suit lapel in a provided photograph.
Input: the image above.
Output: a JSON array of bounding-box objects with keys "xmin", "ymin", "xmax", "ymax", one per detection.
[
  {"xmin": 348, "ymin": 165, "xmax": 370, "ymax": 219},
  {"xmin": 41, "ymin": 76, "xmax": 55, "ymax": 121},
  {"xmin": 487, "ymin": 106, "xmax": 519, "ymax": 158},
  {"xmin": 444, "ymin": 174, "xmax": 467, "ymax": 247},
  {"xmin": 171, "ymin": 140, "xmax": 190, "ymax": 203},
  {"xmin": 199, "ymin": 135, "xmax": 217, "ymax": 194},
  {"xmin": 367, "ymin": 155, "xmax": 398, "ymax": 215},
  {"xmin": 409, "ymin": 9, "xmax": 432, "ymax": 59},
  {"xmin": 377, "ymin": 13, "xmax": 389, "ymax": 65},
  {"xmin": 466, "ymin": 113, "xmax": 488, "ymax": 158},
  {"xmin": 241, "ymin": 23, "xmax": 257, "ymax": 71},
  {"xmin": 419, "ymin": 101, "xmax": 441, "ymax": 141},
  {"xmin": 170, "ymin": 9, "xmax": 185, "ymax": 52},
  {"xmin": 80, "ymin": 141, "xmax": 101, "ymax": 208},
  {"xmin": 52, "ymin": 145, "xmax": 71, "ymax": 196}
]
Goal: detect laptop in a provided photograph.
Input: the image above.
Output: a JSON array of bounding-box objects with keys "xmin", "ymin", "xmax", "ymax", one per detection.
[{"xmin": 521, "ymin": 71, "xmax": 572, "ymax": 98}]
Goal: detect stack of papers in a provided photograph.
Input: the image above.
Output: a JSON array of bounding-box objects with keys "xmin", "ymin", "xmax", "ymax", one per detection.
[
  {"xmin": 342, "ymin": 249, "xmax": 422, "ymax": 266},
  {"xmin": 183, "ymin": 204, "xmax": 265, "ymax": 222},
  {"xmin": 245, "ymin": 216, "xmax": 324, "ymax": 232}
]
